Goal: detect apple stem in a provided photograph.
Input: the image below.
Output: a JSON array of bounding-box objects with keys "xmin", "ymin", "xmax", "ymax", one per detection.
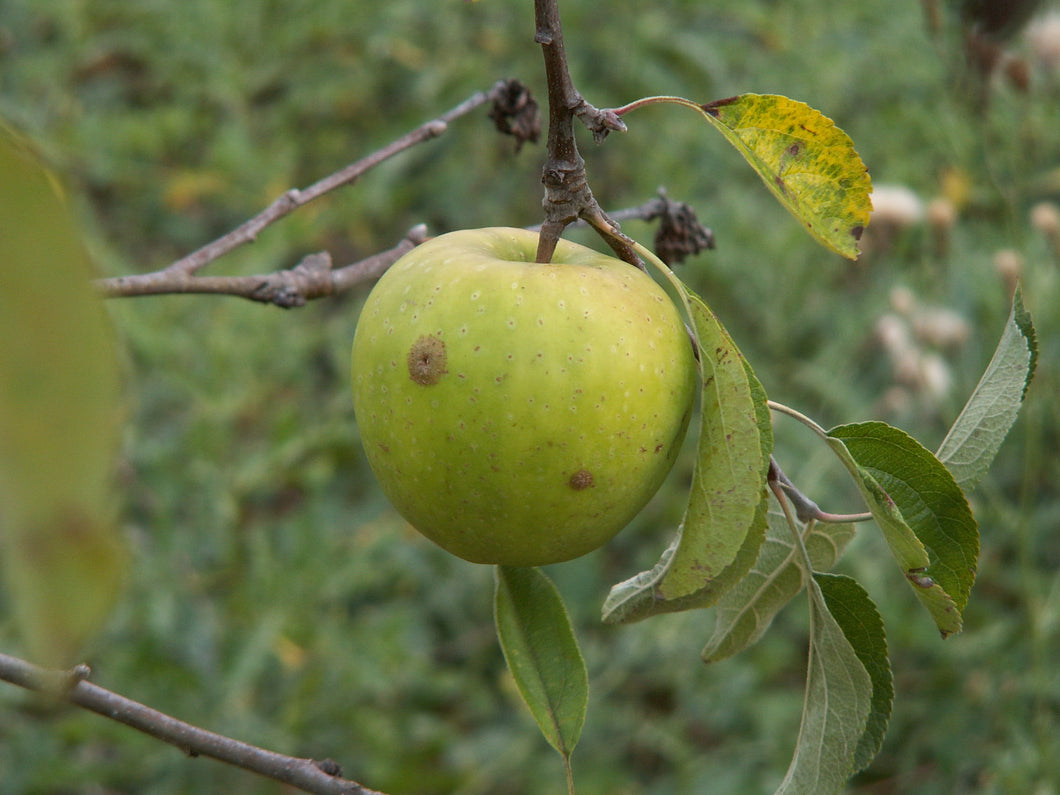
[{"xmin": 533, "ymin": 0, "xmax": 640, "ymax": 267}]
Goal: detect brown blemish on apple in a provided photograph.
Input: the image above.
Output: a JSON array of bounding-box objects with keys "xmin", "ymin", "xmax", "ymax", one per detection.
[
  {"xmin": 407, "ymin": 334, "xmax": 448, "ymax": 385},
  {"xmin": 568, "ymin": 469, "xmax": 594, "ymax": 490}
]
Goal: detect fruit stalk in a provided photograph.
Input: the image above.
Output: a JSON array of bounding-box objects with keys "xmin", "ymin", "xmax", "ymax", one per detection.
[{"xmin": 533, "ymin": 0, "xmax": 637, "ymax": 266}]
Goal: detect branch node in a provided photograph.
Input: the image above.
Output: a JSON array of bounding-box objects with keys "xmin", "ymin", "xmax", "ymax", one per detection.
[
  {"xmin": 585, "ymin": 107, "xmax": 627, "ymax": 142},
  {"xmin": 314, "ymin": 758, "xmax": 344, "ymax": 777},
  {"xmin": 294, "ymin": 251, "xmax": 335, "ymax": 275},
  {"xmin": 406, "ymin": 223, "xmax": 429, "ymax": 244},
  {"xmin": 71, "ymin": 663, "xmax": 92, "ymax": 683}
]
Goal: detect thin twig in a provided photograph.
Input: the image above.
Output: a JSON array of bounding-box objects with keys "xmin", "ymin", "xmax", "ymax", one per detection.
[
  {"xmin": 0, "ymin": 652, "xmax": 387, "ymax": 795},
  {"xmin": 95, "ymin": 84, "xmax": 506, "ymax": 304},
  {"xmin": 99, "ymin": 188, "xmax": 710, "ymax": 307},
  {"xmin": 98, "ymin": 226, "xmax": 428, "ymax": 308}
]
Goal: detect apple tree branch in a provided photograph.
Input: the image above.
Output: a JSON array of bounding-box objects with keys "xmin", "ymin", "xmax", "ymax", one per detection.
[
  {"xmin": 95, "ymin": 82, "xmax": 527, "ymax": 307},
  {"xmin": 0, "ymin": 651, "xmax": 388, "ymax": 795},
  {"xmin": 532, "ymin": 0, "xmax": 639, "ymax": 266}
]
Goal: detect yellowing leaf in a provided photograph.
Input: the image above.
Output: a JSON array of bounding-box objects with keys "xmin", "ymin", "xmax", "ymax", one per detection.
[
  {"xmin": 615, "ymin": 94, "xmax": 872, "ymax": 259},
  {"xmin": 0, "ymin": 123, "xmax": 126, "ymax": 665}
]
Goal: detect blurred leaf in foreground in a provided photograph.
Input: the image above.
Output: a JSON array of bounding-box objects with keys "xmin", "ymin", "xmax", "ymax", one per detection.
[{"xmin": 0, "ymin": 123, "xmax": 125, "ymax": 666}]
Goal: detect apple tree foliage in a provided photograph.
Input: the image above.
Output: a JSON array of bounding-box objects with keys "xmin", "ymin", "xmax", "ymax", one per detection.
[{"xmin": 494, "ymin": 93, "xmax": 1037, "ymax": 794}]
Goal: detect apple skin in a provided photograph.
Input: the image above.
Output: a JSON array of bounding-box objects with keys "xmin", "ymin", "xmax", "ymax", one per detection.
[{"xmin": 351, "ymin": 227, "xmax": 697, "ymax": 566}]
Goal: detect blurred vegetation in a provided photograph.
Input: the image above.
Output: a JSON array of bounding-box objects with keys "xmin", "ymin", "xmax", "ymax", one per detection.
[{"xmin": 1, "ymin": 0, "xmax": 1058, "ymax": 792}]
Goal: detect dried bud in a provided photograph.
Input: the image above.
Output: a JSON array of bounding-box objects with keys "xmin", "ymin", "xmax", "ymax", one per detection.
[
  {"xmin": 875, "ymin": 313, "xmax": 914, "ymax": 357},
  {"xmin": 869, "ymin": 185, "xmax": 925, "ymax": 228},
  {"xmin": 1025, "ymin": 11, "xmax": 1060, "ymax": 73},
  {"xmin": 653, "ymin": 195, "xmax": 715, "ymax": 265},
  {"xmin": 927, "ymin": 197, "xmax": 958, "ymax": 230},
  {"xmin": 489, "ymin": 79, "xmax": 541, "ymax": 152},
  {"xmin": 927, "ymin": 197, "xmax": 958, "ymax": 257},
  {"xmin": 920, "ymin": 353, "xmax": 953, "ymax": 401}
]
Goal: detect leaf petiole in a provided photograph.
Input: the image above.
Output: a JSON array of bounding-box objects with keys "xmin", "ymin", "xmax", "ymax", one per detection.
[{"xmin": 766, "ymin": 404, "xmax": 874, "ymax": 525}]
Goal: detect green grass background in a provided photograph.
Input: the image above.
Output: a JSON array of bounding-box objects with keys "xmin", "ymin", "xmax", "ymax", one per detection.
[{"xmin": 1, "ymin": 0, "xmax": 1058, "ymax": 792}]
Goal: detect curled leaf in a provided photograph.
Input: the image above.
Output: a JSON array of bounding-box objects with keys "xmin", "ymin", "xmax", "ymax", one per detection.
[{"xmin": 602, "ymin": 243, "xmax": 771, "ymax": 623}]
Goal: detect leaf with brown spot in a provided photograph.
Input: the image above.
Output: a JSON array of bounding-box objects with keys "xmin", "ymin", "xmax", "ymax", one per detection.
[
  {"xmin": 614, "ymin": 94, "xmax": 872, "ymax": 259},
  {"xmin": 603, "ymin": 242, "xmax": 772, "ymax": 623}
]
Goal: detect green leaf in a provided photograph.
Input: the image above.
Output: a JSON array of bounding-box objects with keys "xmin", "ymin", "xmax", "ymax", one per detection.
[
  {"xmin": 825, "ymin": 441, "xmax": 932, "ymax": 571},
  {"xmin": 602, "ymin": 243, "xmax": 772, "ymax": 622},
  {"xmin": 659, "ymin": 294, "xmax": 770, "ymax": 599},
  {"xmin": 937, "ymin": 287, "xmax": 1037, "ymax": 491},
  {"xmin": 0, "ymin": 124, "xmax": 126, "ymax": 666},
  {"xmin": 615, "ymin": 94, "xmax": 872, "ymax": 259},
  {"xmin": 814, "ymin": 573, "xmax": 893, "ymax": 775},
  {"xmin": 494, "ymin": 566, "xmax": 588, "ymax": 764},
  {"xmin": 827, "ymin": 422, "xmax": 977, "ymax": 637},
  {"xmin": 775, "ymin": 575, "xmax": 873, "ymax": 795},
  {"xmin": 703, "ymin": 514, "xmax": 855, "ymax": 662},
  {"xmin": 603, "ymin": 493, "xmax": 769, "ymax": 624}
]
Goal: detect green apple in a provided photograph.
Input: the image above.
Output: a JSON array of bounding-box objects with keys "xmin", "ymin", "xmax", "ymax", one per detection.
[{"xmin": 351, "ymin": 227, "xmax": 697, "ymax": 566}]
